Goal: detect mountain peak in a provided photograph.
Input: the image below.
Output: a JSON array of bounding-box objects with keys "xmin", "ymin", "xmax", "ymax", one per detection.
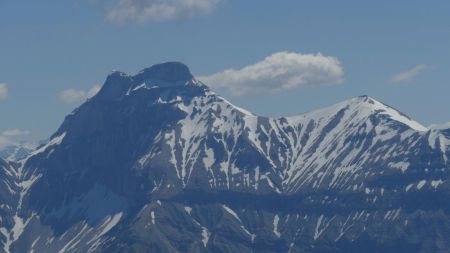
[
  {"xmin": 133, "ymin": 62, "xmax": 194, "ymax": 84},
  {"xmin": 347, "ymin": 95, "xmax": 377, "ymax": 105},
  {"xmin": 290, "ymin": 95, "xmax": 428, "ymax": 132},
  {"xmin": 342, "ymin": 96, "xmax": 428, "ymax": 131},
  {"xmin": 356, "ymin": 94, "xmax": 370, "ymax": 99},
  {"xmin": 96, "ymin": 62, "xmax": 199, "ymax": 100}
]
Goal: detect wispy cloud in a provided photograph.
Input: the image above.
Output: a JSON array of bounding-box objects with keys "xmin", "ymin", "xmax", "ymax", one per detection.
[
  {"xmin": 58, "ymin": 85, "xmax": 101, "ymax": 104},
  {"xmin": 390, "ymin": 64, "xmax": 428, "ymax": 84},
  {"xmin": 107, "ymin": 0, "xmax": 221, "ymax": 24},
  {"xmin": 1, "ymin": 129, "xmax": 31, "ymax": 137},
  {"xmin": 0, "ymin": 83, "xmax": 9, "ymax": 100},
  {"xmin": 0, "ymin": 129, "xmax": 31, "ymax": 149},
  {"xmin": 199, "ymin": 51, "xmax": 344, "ymax": 96}
]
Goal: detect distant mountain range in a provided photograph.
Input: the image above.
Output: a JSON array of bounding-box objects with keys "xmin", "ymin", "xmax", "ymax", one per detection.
[
  {"xmin": 0, "ymin": 62, "xmax": 449, "ymax": 253},
  {"xmin": 0, "ymin": 142, "xmax": 35, "ymax": 162}
]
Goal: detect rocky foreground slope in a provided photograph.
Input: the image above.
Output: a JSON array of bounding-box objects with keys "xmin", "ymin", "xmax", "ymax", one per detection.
[{"xmin": 1, "ymin": 62, "xmax": 450, "ymax": 253}]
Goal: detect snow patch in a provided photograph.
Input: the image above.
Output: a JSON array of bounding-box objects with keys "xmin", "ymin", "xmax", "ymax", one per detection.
[
  {"xmin": 30, "ymin": 132, "xmax": 66, "ymax": 156},
  {"xmin": 273, "ymin": 214, "xmax": 281, "ymax": 238},
  {"xmin": 201, "ymin": 227, "xmax": 210, "ymax": 247},
  {"xmin": 222, "ymin": 205, "xmax": 241, "ymax": 223},
  {"xmin": 388, "ymin": 161, "xmax": 410, "ymax": 173},
  {"xmin": 431, "ymin": 180, "xmax": 443, "ymax": 189},
  {"xmin": 151, "ymin": 211, "xmax": 155, "ymax": 225},
  {"xmin": 417, "ymin": 180, "xmax": 426, "ymax": 190},
  {"xmin": 405, "ymin": 184, "xmax": 414, "ymax": 192}
]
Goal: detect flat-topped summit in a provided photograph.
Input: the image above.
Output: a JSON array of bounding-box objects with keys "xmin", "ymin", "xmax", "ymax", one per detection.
[
  {"xmin": 97, "ymin": 62, "xmax": 199, "ymax": 100},
  {"xmin": 133, "ymin": 62, "xmax": 194, "ymax": 84}
]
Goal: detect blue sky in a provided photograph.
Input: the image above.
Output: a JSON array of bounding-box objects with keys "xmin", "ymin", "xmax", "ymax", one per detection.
[{"xmin": 1, "ymin": 0, "xmax": 450, "ymax": 144}]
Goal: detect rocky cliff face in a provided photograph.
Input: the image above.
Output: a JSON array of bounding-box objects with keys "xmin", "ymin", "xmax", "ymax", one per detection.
[{"xmin": 1, "ymin": 62, "xmax": 450, "ymax": 253}]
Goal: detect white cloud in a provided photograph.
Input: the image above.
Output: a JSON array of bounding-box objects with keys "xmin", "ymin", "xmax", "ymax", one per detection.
[
  {"xmin": 107, "ymin": 0, "xmax": 221, "ymax": 23},
  {"xmin": 0, "ymin": 129, "xmax": 31, "ymax": 149},
  {"xmin": 1, "ymin": 129, "xmax": 31, "ymax": 137},
  {"xmin": 58, "ymin": 85, "xmax": 101, "ymax": 104},
  {"xmin": 390, "ymin": 64, "xmax": 428, "ymax": 84},
  {"xmin": 199, "ymin": 51, "xmax": 344, "ymax": 96},
  {"xmin": 0, "ymin": 83, "xmax": 9, "ymax": 100},
  {"xmin": 87, "ymin": 85, "xmax": 102, "ymax": 97},
  {"xmin": 429, "ymin": 122, "xmax": 450, "ymax": 130}
]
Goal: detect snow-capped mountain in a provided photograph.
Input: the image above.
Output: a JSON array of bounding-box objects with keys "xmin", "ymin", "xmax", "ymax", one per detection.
[
  {"xmin": 0, "ymin": 143, "xmax": 35, "ymax": 162},
  {"xmin": 1, "ymin": 62, "xmax": 450, "ymax": 253}
]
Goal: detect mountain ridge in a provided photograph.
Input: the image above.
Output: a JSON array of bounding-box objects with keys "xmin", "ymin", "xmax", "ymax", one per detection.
[
  {"xmin": 91, "ymin": 62, "xmax": 429, "ymax": 132},
  {"xmin": 1, "ymin": 62, "xmax": 450, "ymax": 253}
]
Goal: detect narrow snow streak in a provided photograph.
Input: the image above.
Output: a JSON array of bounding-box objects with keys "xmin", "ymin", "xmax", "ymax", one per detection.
[
  {"xmin": 222, "ymin": 205, "xmax": 241, "ymax": 222},
  {"xmin": 273, "ymin": 214, "xmax": 281, "ymax": 238}
]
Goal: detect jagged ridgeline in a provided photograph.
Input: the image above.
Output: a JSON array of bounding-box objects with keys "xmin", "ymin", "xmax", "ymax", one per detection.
[{"xmin": 1, "ymin": 62, "xmax": 450, "ymax": 253}]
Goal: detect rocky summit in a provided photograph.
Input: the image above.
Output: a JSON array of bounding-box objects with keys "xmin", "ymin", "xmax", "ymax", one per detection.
[{"xmin": 0, "ymin": 62, "xmax": 450, "ymax": 253}]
